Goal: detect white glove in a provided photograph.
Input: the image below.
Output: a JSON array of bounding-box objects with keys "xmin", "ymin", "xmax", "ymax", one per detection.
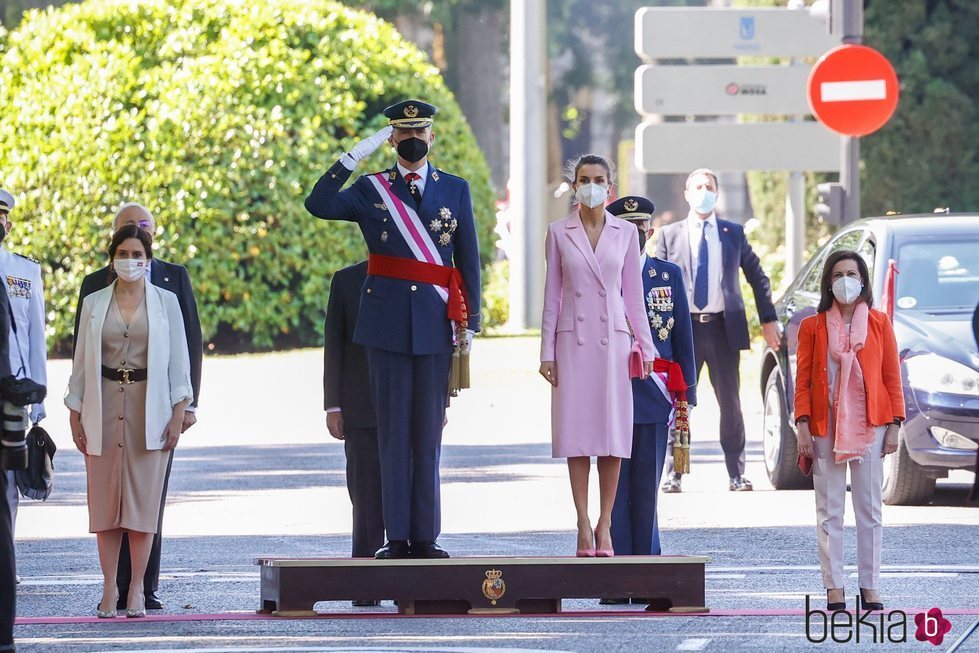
[
  {"xmin": 349, "ymin": 125, "xmax": 393, "ymax": 163},
  {"xmin": 462, "ymin": 329, "xmax": 475, "ymax": 353}
]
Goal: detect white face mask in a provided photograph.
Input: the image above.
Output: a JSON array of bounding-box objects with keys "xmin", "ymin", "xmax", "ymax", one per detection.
[
  {"xmin": 688, "ymin": 189, "xmax": 718, "ymax": 215},
  {"xmin": 575, "ymin": 183, "xmax": 607, "ymax": 209},
  {"xmin": 114, "ymin": 258, "xmax": 148, "ymax": 282},
  {"xmin": 832, "ymin": 276, "xmax": 862, "ymax": 305}
]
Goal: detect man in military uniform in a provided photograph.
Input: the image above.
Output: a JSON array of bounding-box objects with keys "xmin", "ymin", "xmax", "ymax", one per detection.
[
  {"xmin": 305, "ymin": 100, "xmax": 481, "ymax": 559},
  {"xmin": 0, "ymin": 189, "xmax": 47, "ymax": 587},
  {"xmin": 605, "ymin": 197, "xmax": 696, "ymax": 602}
]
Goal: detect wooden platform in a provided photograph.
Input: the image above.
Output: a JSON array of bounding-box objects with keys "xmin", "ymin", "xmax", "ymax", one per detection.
[{"xmin": 256, "ymin": 555, "xmax": 709, "ymax": 616}]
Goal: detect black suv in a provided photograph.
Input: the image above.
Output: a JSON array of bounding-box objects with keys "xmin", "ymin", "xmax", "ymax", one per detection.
[{"xmin": 761, "ymin": 214, "xmax": 979, "ymax": 504}]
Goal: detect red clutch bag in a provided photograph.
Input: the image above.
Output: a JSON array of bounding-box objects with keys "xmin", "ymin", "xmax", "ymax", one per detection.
[
  {"xmin": 798, "ymin": 454, "xmax": 813, "ymax": 477},
  {"xmin": 629, "ymin": 342, "xmax": 643, "ymax": 379}
]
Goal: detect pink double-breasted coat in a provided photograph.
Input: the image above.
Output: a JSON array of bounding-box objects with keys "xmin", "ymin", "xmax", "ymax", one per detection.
[{"xmin": 540, "ymin": 210, "xmax": 657, "ymax": 458}]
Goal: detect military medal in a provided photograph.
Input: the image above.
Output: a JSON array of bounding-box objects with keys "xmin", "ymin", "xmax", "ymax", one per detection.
[
  {"xmin": 667, "ymin": 316, "xmax": 675, "ymax": 330},
  {"xmin": 651, "ymin": 313, "xmax": 663, "ymax": 328},
  {"xmin": 658, "ymin": 327, "xmax": 669, "ymax": 341},
  {"xmin": 649, "ymin": 267, "xmax": 657, "ymax": 278},
  {"xmin": 429, "ymin": 218, "xmax": 443, "ymax": 232},
  {"xmin": 439, "ymin": 207, "xmax": 452, "ymax": 221},
  {"xmin": 439, "ymin": 232, "xmax": 452, "ymax": 246},
  {"xmin": 647, "ymin": 286, "xmax": 674, "ymax": 313},
  {"xmin": 381, "ymin": 231, "xmax": 389, "ymax": 242}
]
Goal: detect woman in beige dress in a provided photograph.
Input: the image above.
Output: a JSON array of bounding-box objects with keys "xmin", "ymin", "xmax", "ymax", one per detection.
[{"xmin": 66, "ymin": 224, "xmax": 192, "ymax": 618}]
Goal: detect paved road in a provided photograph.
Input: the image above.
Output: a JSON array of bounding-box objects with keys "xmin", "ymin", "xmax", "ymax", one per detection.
[{"xmin": 11, "ymin": 338, "xmax": 979, "ymax": 652}]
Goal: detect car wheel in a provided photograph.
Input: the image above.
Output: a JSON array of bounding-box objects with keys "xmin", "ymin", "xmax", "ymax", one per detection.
[
  {"xmin": 762, "ymin": 368, "xmax": 813, "ymax": 490},
  {"xmin": 882, "ymin": 429, "xmax": 936, "ymax": 505}
]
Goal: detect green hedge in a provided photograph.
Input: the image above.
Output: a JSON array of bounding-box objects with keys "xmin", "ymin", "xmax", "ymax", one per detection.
[{"xmin": 0, "ymin": 0, "xmax": 497, "ymax": 353}]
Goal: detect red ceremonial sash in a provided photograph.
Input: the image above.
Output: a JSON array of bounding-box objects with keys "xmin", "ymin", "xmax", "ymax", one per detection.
[{"xmin": 368, "ymin": 254, "xmax": 469, "ymax": 324}]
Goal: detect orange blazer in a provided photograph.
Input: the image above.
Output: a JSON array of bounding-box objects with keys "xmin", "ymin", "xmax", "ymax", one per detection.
[{"xmin": 793, "ymin": 308, "xmax": 906, "ymax": 436}]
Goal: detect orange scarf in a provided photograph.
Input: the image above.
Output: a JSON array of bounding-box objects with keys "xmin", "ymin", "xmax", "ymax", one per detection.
[{"xmin": 827, "ymin": 301, "xmax": 875, "ymax": 463}]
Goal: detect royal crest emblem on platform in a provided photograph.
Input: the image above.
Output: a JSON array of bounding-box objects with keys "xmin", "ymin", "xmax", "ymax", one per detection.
[{"xmin": 481, "ymin": 569, "xmax": 506, "ymax": 605}]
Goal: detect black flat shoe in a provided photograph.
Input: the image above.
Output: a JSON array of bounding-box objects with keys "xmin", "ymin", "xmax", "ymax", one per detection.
[
  {"xmin": 598, "ymin": 598, "xmax": 629, "ymax": 605},
  {"xmin": 860, "ymin": 588, "xmax": 883, "ymax": 611},
  {"xmin": 409, "ymin": 541, "xmax": 450, "ymax": 559},
  {"xmin": 827, "ymin": 589, "xmax": 846, "ymax": 611},
  {"xmin": 729, "ymin": 476, "xmax": 754, "ymax": 492},
  {"xmin": 145, "ymin": 593, "xmax": 164, "ymax": 610},
  {"xmin": 661, "ymin": 473, "xmax": 682, "ymax": 493},
  {"xmin": 374, "ymin": 540, "xmax": 410, "ymax": 559},
  {"xmin": 351, "ymin": 599, "xmax": 381, "ymax": 607}
]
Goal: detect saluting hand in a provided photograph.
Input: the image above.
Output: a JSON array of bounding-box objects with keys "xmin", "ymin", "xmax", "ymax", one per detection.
[
  {"xmin": 349, "ymin": 125, "xmax": 394, "ymax": 163},
  {"xmin": 539, "ymin": 361, "xmax": 558, "ymax": 387}
]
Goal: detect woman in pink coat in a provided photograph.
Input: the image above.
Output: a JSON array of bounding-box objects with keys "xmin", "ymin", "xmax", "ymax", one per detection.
[{"xmin": 539, "ymin": 154, "xmax": 657, "ymax": 557}]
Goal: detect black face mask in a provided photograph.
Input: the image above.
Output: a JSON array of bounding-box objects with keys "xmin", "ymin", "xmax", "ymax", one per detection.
[
  {"xmin": 397, "ymin": 137, "xmax": 429, "ymax": 163},
  {"xmin": 635, "ymin": 224, "xmax": 647, "ymax": 252}
]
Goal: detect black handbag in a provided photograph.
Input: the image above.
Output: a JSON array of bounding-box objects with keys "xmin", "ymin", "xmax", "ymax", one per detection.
[{"xmin": 15, "ymin": 424, "xmax": 56, "ymax": 501}]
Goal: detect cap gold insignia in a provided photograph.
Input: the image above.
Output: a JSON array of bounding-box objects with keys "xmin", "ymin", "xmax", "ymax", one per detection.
[
  {"xmin": 404, "ymin": 105, "xmax": 419, "ymax": 118},
  {"xmin": 624, "ymin": 199, "xmax": 639, "ymax": 212}
]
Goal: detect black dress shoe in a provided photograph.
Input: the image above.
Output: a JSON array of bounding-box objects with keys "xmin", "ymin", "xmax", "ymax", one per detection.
[
  {"xmin": 598, "ymin": 598, "xmax": 630, "ymax": 605},
  {"xmin": 859, "ymin": 588, "xmax": 883, "ymax": 611},
  {"xmin": 351, "ymin": 599, "xmax": 381, "ymax": 607},
  {"xmin": 409, "ymin": 541, "xmax": 450, "ymax": 559},
  {"xmin": 145, "ymin": 593, "xmax": 164, "ymax": 610},
  {"xmin": 374, "ymin": 540, "xmax": 410, "ymax": 559},
  {"xmin": 729, "ymin": 475, "xmax": 753, "ymax": 491},
  {"xmin": 661, "ymin": 473, "xmax": 682, "ymax": 493},
  {"xmin": 826, "ymin": 589, "xmax": 846, "ymax": 611}
]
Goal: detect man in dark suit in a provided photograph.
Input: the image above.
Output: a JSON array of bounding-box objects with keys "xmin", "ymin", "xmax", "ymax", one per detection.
[
  {"xmin": 606, "ymin": 197, "xmax": 697, "ymax": 585},
  {"xmin": 72, "ymin": 203, "xmax": 203, "ymax": 609},
  {"xmin": 655, "ymin": 169, "xmax": 779, "ymax": 493},
  {"xmin": 324, "ymin": 261, "xmax": 385, "ymax": 601},
  {"xmin": 305, "ymin": 99, "xmax": 481, "ymax": 559}
]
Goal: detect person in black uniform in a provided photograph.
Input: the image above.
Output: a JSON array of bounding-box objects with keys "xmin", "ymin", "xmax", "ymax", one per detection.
[
  {"xmin": 305, "ymin": 100, "xmax": 481, "ymax": 559},
  {"xmin": 72, "ymin": 203, "xmax": 203, "ymax": 610},
  {"xmin": 0, "ymin": 288, "xmax": 16, "ymax": 652},
  {"xmin": 324, "ymin": 260, "xmax": 384, "ymax": 604}
]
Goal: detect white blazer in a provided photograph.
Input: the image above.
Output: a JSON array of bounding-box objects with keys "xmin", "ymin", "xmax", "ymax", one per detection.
[{"xmin": 65, "ymin": 279, "xmax": 193, "ymax": 456}]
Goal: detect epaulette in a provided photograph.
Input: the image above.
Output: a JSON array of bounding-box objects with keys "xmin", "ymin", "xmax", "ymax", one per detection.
[{"xmin": 13, "ymin": 252, "xmax": 39, "ymax": 265}]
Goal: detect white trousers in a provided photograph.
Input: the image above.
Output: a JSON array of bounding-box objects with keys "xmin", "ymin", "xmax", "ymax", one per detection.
[{"xmin": 812, "ymin": 426, "xmax": 886, "ymax": 590}]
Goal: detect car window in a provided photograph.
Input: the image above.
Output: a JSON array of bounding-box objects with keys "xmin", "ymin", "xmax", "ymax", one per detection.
[
  {"xmin": 802, "ymin": 229, "xmax": 863, "ymax": 294},
  {"xmin": 857, "ymin": 236, "xmax": 876, "ymax": 284},
  {"xmin": 895, "ymin": 237, "xmax": 979, "ymax": 311}
]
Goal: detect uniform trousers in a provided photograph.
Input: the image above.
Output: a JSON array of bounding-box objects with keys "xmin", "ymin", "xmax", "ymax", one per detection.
[
  {"xmin": 2, "ymin": 471, "xmax": 14, "ymax": 532},
  {"xmin": 0, "ymin": 469, "xmax": 15, "ymax": 651},
  {"xmin": 367, "ymin": 348, "xmax": 450, "ymax": 543},
  {"xmin": 610, "ymin": 422, "xmax": 669, "ymax": 555},
  {"xmin": 812, "ymin": 426, "xmax": 886, "ymax": 590},
  {"xmin": 116, "ymin": 449, "xmax": 174, "ymax": 598},
  {"xmin": 666, "ymin": 319, "xmax": 746, "ymax": 478},
  {"xmin": 344, "ymin": 426, "xmax": 385, "ymax": 557}
]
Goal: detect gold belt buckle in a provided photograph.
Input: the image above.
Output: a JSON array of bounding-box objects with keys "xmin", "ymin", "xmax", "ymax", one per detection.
[{"xmin": 117, "ymin": 368, "xmax": 134, "ymax": 385}]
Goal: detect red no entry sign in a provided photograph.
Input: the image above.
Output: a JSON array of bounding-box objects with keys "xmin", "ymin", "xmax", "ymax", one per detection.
[{"xmin": 808, "ymin": 44, "xmax": 899, "ymax": 137}]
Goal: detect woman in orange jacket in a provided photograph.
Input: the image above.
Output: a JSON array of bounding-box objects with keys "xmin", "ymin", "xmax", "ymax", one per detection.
[{"xmin": 794, "ymin": 250, "xmax": 905, "ymax": 612}]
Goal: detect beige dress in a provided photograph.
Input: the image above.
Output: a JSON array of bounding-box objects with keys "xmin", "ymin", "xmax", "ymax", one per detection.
[{"xmin": 85, "ymin": 296, "xmax": 169, "ymax": 533}]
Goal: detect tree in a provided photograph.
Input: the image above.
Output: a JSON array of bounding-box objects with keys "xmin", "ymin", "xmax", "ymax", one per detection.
[
  {"xmin": 862, "ymin": 0, "xmax": 979, "ymax": 215},
  {"xmin": 0, "ymin": 0, "xmax": 497, "ymax": 352}
]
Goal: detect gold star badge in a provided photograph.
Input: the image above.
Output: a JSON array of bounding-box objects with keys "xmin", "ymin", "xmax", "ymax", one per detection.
[
  {"xmin": 439, "ymin": 232, "xmax": 452, "ymax": 246},
  {"xmin": 658, "ymin": 327, "xmax": 669, "ymax": 341}
]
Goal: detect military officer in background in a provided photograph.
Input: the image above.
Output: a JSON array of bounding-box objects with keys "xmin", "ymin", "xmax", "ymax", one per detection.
[
  {"xmin": 605, "ymin": 197, "xmax": 696, "ymax": 603},
  {"xmin": 305, "ymin": 100, "xmax": 481, "ymax": 559},
  {"xmin": 0, "ymin": 189, "xmax": 48, "ymax": 585}
]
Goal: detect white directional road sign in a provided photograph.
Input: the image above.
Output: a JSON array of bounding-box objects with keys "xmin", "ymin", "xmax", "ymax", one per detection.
[
  {"xmin": 635, "ymin": 122, "xmax": 840, "ymax": 173},
  {"xmin": 635, "ymin": 7, "xmax": 838, "ymax": 60},
  {"xmin": 635, "ymin": 64, "xmax": 813, "ymax": 116}
]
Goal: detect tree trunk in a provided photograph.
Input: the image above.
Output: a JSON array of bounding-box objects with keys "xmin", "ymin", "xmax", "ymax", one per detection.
[{"xmin": 445, "ymin": 3, "xmax": 506, "ymax": 195}]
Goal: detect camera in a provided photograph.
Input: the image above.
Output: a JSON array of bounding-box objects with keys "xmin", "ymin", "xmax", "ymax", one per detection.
[{"xmin": 0, "ymin": 374, "xmax": 46, "ymax": 472}]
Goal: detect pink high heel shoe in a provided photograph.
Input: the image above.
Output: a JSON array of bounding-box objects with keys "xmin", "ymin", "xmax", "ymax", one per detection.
[
  {"xmin": 576, "ymin": 527, "xmax": 596, "ymax": 557},
  {"xmin": 594, "ymin": 529, "xmax": 614, "ymax": 557}
]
